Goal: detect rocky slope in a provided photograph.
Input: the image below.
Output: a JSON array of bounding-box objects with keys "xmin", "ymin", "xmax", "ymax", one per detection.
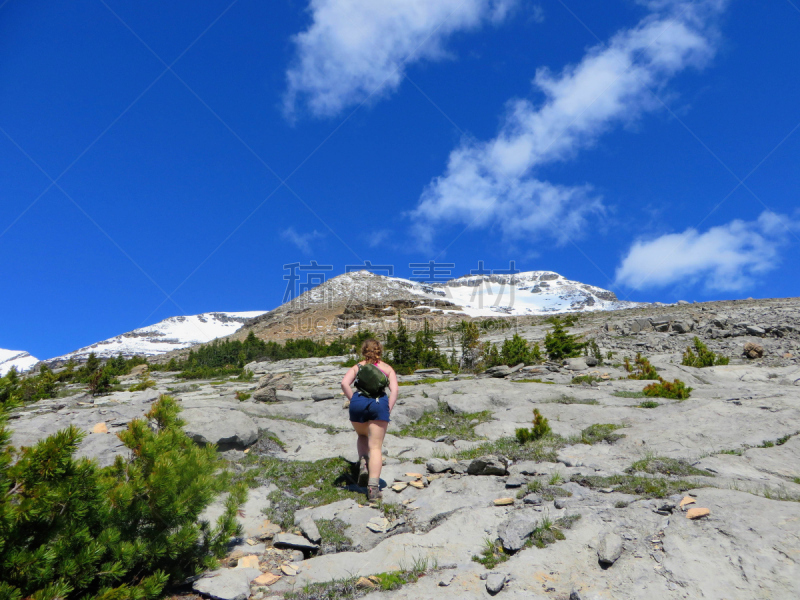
[
  {"xmin": 0, "ymin": 348, "xmax": 39, "ymax": 376},
  {"xmin": 8, "ymin": 296, "xmax": 800, "ymax": 599},
  {"xmin": 235, "ymin": 270, "xmax": 640, "ymax": 342}
]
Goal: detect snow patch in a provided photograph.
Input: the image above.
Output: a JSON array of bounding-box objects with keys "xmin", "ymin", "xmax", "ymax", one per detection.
[{"xmin": 0, "ymin": 349, "xmax": 39, "ymax": 376}]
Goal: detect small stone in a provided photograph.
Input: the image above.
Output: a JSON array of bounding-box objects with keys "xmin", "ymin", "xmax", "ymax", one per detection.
[
  {"xmin": 570, "ymin": 590, "xmax": 583, "ymax": 600},
  {"xmin": 280, "ymin": 564, "xmax": 297, "ymax": 576},
  {"xmin": 356, "ymin": 576, "xmax": 377, "ymax": 589},
  {"xmin": 486, "ymin": 573, "xmax": 507, "ymax": 595},
  {"xmin": 368, "ymin": 576, "xmax": 381, "ymax": 584},
  {"xmin": 366, "ymin": 517, "xmax": 389, "ymax": 533},
  {"xmin": 290, "ymin": 550, "xmax": 304, "ymax": 562},
  {"xmin": 236, "ymin": 555, "xmax": 259, "ymax": 569},
  {"xmin": 468, "ymin": 455, "xmax": 509, "ymax": 476},
  {"xmin": 408, "ymin": 480, "xmax": 425, "ymax": 489},
  {"xmin": 405, "ymin": 472, "xmax": 424, "ymax": 478},
  {"xmin": 686, "ymin": 507, "xmax": 711, "ymax": 519},
  {"xmin": 92, "ymin": 422, "xmax": 108, "ymax": 434},
  {"xmin": 298, "ymin": 516, "xmax": 322, "ymax": 544},
  {"xmin": 494, "ymin": 498, "xmax": 514, "ymax": 506},
  {"xmin": 523, "ymin": 494, "xmax": 542, "ymax": 505},
  {"xmin": 505, "ymin": 475, "xmax": 526, "ymax": 488},
  {"xmin": 311, "ymin": 389, "xmax": 335, "ymax": 401},
  {"xmin": 273, "ymin": 533, "xmax": 319, "ymax": 551},
  {"xmin": 246, "ymin": 538, "xmax": 258, "ymax": 546},
  {"xmin": 253, "ymin": 573, "xmax": 281, "ymax": 585},
  {"xmin": 392, "ymin": 482, "xmax": 408, "ymax": 492},
  {"xmin": 598, "ymin": 532, "xmax": 624, "ymax": 567},
  {"xmin": 439, "ymin": 572, "xmax": 456, "ymax": 586},
  {"xmin": 554, "ymin": 498, "xmax": 567, "ymax": 510},
  {"xmin": 679, "ymin": 496, "xmax": 696, "ymax": 509}
]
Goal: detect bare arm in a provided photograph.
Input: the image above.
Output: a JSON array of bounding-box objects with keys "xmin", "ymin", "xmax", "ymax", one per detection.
[
  {"xmin": 340, "ymin": 364, "xmax": 358, "ymax": 400},
  {"xmin": 387, "ymin": 367, "xmax": 398, "ymax": 411}
]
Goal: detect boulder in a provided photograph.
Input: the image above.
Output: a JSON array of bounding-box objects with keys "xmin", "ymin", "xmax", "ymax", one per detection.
[
  {"xmin": 671, "ymin": 321, "xmax": 692, "ymax": 334},
  {"xmin": 468, "ymin": 455, "xmax": 509, "ymax": 476},
  {"xmin": 193, "ymin": 568, "xmax": 261, "ymax": 600},
  {"xmin": 414, "ymin": 368, "xmax": 442, "ymax": 375},
  {"xmin": 597, "ymin": 532, "xmax": 624, "ymax": 567},
  {"xmin": 426, "ymin": 458, "xmax": 453, "ymax": 474},
  {"xmin": 311, "ymin": 389, "xmax": 335, "ymax": 401},
  {"xmin": 498, "ymin": 512, "xmax": 538, "ymax": 551},
  {"xmin": 564, "ymin": 358, "xmax": 588, "ymax": 371},
  {"xmin": 746, "ymin": 325, "xmax": 766, "ymax": 336},
  {"xmin": 486, "ymin": 365, "xmax": 512, "ymax": 378},
  {"xmin": 182, "ymin": 408, "xmax": 258, "ymax": 450},
  {"xmin": 743, "ymin": 342, "xmax": 764, "ymax": 359},
  {"xmin": 585, "ymin": 356, "xmax": 599, "ymax": 367},
  {"xmin": 252, "ymin": 372, "xmax": 293, "ymax": 403}
]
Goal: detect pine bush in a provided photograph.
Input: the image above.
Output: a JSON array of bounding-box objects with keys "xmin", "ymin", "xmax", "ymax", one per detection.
[
  {"xmin": 643, "ymin": 378, "xmax": 692, "ymax": 400},
  {"xmin": 681, "ymin": 337, "xmax": 729, "ymax": 367},
  {"xmin": 624, "ymin": 353, "xmax": 660, "ymax": 380},
  {"xmin": 516, "ymin": 409, "xmax": 551, "ymax": 444},
  {"xmin": 0, "ymin": 395, "xmax": 245, "ymax": 600},
  {"xmin": 501, "ymin": 334, "xmax": 530, "ymax": 366}
]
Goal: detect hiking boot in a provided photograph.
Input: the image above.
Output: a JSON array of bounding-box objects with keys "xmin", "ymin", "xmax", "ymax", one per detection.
[
  {"xmin": 367, "ymin": 485, "xmax": 383, "ymax": 501},
  {"xmin": 358, "ymin": 455, "xmax": 369, "ymax": 487}
]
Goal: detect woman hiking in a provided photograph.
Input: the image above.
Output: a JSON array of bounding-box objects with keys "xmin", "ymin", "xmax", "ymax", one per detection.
[{"xmin": 340, "ymin": 339, "xmax": 398, "ymax": 501}]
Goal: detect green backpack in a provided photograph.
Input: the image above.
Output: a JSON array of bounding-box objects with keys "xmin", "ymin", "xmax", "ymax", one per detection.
[{"xmin": 355, "ymin": 363, "xmax": 389, "ymax": 398}]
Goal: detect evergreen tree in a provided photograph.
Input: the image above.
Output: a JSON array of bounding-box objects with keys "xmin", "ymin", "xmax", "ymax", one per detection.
[
  {"xmin": 0, "ymin": 395, "xmax": 244, "ymax": 600},
  {"xmin": 501, "ymin": 334, "xmax": 530, "ymax": 366},
  {"xmin": 459, "ymin": 321, "xmax": 480, "ymax": 371},
  {"xmin": 544, "ymin": 320, "xmax": 586, "ymax": 361}
]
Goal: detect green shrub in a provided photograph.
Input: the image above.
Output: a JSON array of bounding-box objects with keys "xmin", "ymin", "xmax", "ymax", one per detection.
[
  {"xmin": 0, "ymin": 395, "xmax": 244, "ymax": 599},
  {"xmin": 235, "ymin": 391, "xmax": 251, "ymax": 401},
  {"xmin": 638, "ymin": 400, "xmax": 660, "ymax": 408},
  {"xmin": 643, "ymin": 378, "xmax": 692, "ymax": 400},
  {"xmin": 501, "ymin": 334, "xmax": 531, "ymax": 366},
  {"xmin": 516, "ymin": 409, "xmax": 551, "ymax": 444},
  {"xmin": 544, "ymin": 321, "xmax": 586, "ymax": 361},
  {"xmin": 577, "ymin": 424, "xmax": 625, "ymax": 445},
  {"xmin": 624, "ymin": 353, "xmax": 659, "ymax": 380},
  {"xmin": 682, "ymin": 337, "xmax": 729, "ymax": 367},
  {"xmin": 585, "ymin": 340, "xmax": 603, "ymax": 365}
]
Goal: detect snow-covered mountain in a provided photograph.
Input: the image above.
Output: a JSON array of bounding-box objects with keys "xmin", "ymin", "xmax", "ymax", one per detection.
[
  {"xmin": 425, "ymin": 270, "xmax": 639, "ymax": 316},
  {"xmin": 285, "ymin": 270, "xmax": 638, "ymax": 317},
  {"xmin": 50, "ymin": 311, "xmax": 266, "ymax": 363},
  {"xmin": 0, "ymin": 349, "xmax": 39, "ymax": 376}
]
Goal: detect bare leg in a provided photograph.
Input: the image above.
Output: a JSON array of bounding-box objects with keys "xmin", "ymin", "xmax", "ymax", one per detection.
[
  {"xmin": 351, "ymin": 421, "xmax": 369, "ymax": 459},
  {"xmin": 367, "ymin": 420, "xmax": 388, "ymax": 480}
]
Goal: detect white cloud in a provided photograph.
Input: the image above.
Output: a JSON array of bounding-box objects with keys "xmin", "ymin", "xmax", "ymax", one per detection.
[
  {"xmin": 614, "ymin": 212, "xmax": 798, "ymax": 292},
  {"xmin": 284, "ymin": 0, "xmax": 517, "ymax": 118},
  {"xmin": 410, "ymin": 1, "xmax": 724, "ymax": 246},
  {"xmin": 281, "ymin": 227, "xmax": 322, "ymax": 253}
]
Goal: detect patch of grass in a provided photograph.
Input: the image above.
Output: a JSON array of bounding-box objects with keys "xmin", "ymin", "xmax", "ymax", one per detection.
[
  {"xmin": 398, "ymin": 377, "xmax": 450, "ymax": 387},
  {"xmin": 397, "ymin": 402, "xmax": 491, "ymax": 441},
  {"xmin": 571, "ymin": 375, "xmax": 604, "ymax": 385},
  {"xmin": 316, "ymin": 518, "xmax": 353, "ymax": 554},
  {"xmin": 235, "ymin": 390, "xmax": 251, "ymax": 401},
  {"xmin": 246, "ymin": 456, "xmax": 364, "ymax": 530},
  {"xmin": 515, "ymin": 480, "xmax": 571, "ymax": 501},
  {"xmin": 627, "ymin": 455, "xmax": 713, "ymax": 477},
  {"xmin": 612, "ymin": 390, "xmax": 646, "ymax": 399},
  {"xmin": 128, "ymin": 378, "xmax": 156, "ymax": 392},
  {"xmin": 450, "ymin": 434, "xmax": 566, "ymax": 464},
  {"xmin": 793, "ymin": 477, "xmax": 800, "ymax": 485},
  {"xmin": 548, "ymin": 472, "xmax": 563, "ymax": 485},
  {"xmin": 572, "ymin": 474, "xmax": 695, "ymax": 498},
  {"xmin": 472, "ymin": 538, "xmax": 509, "ymax": 569},
  {"xmin": 637, "ymin": 400, "xmax": 660, "ymax": 408},
  {"xmin": 574, "ymin": 424, "xmax": 625, "ymax": 445},
  {"xmin": 512, "ymin": 378, "xmax": 556, "ymax": 384},
  {"xmin": 525, "ymin": 513, "xmax": 581, "ymax": 549},
  {"xmin": 614, "ymin": 500, "xmax": 629, "ymax": 508},
  {"xmin": 717, "ymin": 448, "xmax": 745, "ymax": 456},
  {"xmin": 545, "ymin": 394, "xmax": 598, "ymax": 405}
]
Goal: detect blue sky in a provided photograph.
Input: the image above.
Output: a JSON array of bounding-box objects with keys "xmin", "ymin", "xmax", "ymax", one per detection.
[{"xmin": 2, "ymin": 0, "xmax": 799, "ymax": 359}]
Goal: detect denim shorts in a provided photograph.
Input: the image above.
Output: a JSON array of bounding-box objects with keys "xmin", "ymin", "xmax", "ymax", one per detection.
[{"xmin": 349, "ymin": 392, "xmax": 391, "ymax": 423}]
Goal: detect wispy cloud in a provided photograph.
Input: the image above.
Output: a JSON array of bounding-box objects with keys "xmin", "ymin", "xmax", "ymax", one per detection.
[
  {"xmin": 281, "ymin": 227, "xmax": 323, "ymax": 253},
  {"xmin": 614, "ymin": 211, "xmax": 798, "ymax": 292},
  {"xmin": 284, "ymin": 0, "xmax": 517, "ymax": 118},
  {"xmin": 409, "ymin": 0, "xmax": 725, "ymax": 247}
]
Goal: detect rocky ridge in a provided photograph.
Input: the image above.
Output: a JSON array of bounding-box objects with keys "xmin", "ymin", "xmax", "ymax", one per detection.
[{"xmin": 6, "ymin": 296, "xmax": 800, "ymax": 599}]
